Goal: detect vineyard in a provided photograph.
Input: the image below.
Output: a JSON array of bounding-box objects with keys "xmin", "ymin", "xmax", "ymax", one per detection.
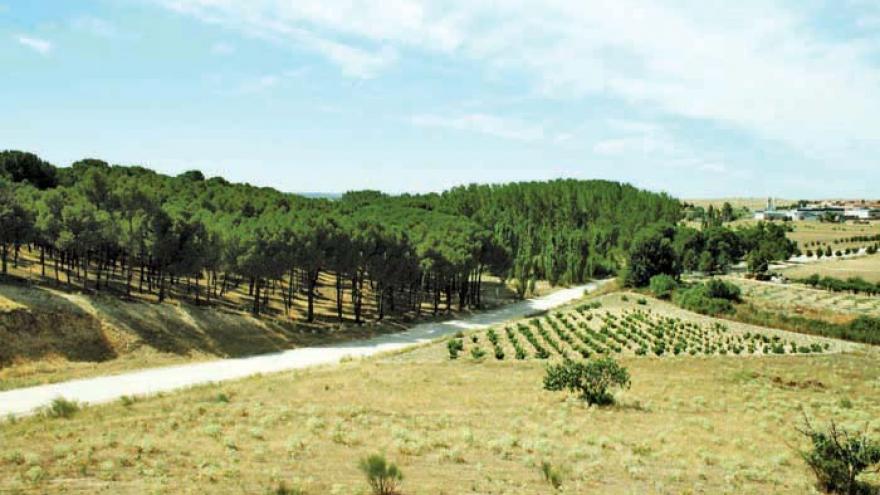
[{"xmin": 447, "ymin": 295, "xmax": 852, "ymax": 362}]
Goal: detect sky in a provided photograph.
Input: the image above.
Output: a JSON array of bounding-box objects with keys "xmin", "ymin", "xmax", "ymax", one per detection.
[{"xmin": 1, "ymin": 1, "xmax": 879, "ymax": 198}]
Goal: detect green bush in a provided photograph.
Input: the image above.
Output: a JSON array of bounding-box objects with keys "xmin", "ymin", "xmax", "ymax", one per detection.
[
  {"xmin": 358, "ymin": 454, "xmax": 403, "ymax": 495},
  {"xmin": 45, "ymin": 397, "xmax": 80, "ymax": 419},
  {"xmin": 470, "ymin": 346, "xmax": 487, "ymax": 360},
  {"xmin": 447, "ymin": 339, "xmax": 463, "ymax": 359},
  {"xmin": 672, "ymin": 279, "xmax": 741, "ymax": 315},
  {"xmin": 649, "ymin": 274, "xmax": 677, "ymax": 299},
  {"xmin": 798, "ymin": 418, "xmax": 880, "ymax": 494},
  {"xmin": 543, "ymin": 358, "xmax": 631, "ymax": 406}
]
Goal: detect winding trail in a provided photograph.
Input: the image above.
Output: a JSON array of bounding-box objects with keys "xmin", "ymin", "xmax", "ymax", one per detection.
[{"xmin": 0, "ymin": 282, "xmax": 604, "ymax": 417}]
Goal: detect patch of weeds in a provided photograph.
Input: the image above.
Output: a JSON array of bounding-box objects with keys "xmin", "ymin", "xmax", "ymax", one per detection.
[
  {"xmin": 540, "ymin": 460, "xmax": 563, "ymax": 490},
  {"xmin": 203, "ymin": 423, "xmax": 222, "ymax": 439},
  {"xmin": 25, "ymin": 466, "xmax": 45, "ymax": 483},
  {"xmin": 359, "ymin": 453, "xmax": 403, "ymax": 495},
  {"xmin": 271, "ymin": 482, "xmax": 307, "ymax": 495},
  {"xmin": 44, "ymin": 397, "xmax": 80, "ymax": 419}
]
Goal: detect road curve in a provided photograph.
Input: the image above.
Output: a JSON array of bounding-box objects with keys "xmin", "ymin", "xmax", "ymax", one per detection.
[{"xmin": 0, "ymin": 281, "xmax": 606, "ymax": 417}]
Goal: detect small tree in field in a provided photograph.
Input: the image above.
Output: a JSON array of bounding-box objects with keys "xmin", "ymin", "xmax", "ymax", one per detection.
[
  {"xmin": 543, "ymin": 358, "xmax": 631, "ymax": 406},
  {"xmin": 359, "ymin": 454, "xmax": 403, "ymax": 495},
  {"xmin": 797, "ymin": 416, "xmax": 880, "ymax": 495}
]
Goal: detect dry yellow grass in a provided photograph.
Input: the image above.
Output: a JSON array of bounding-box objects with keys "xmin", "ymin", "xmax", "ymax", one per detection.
[
  {"xmin": 1, "ymin": 296, "xmax": 878, "ymax": 494},
  {"xmin": 779, "ymin": 254, "xmax": 880, "ymax": 284},
  {"xmin": 787, "ymin": 222, "xmax": 880, "ymax": 250}
]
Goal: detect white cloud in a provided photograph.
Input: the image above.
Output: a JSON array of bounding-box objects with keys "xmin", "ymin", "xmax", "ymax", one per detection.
[
  {"xmin": 153, "ymin": 0, "xmax": 880, "ymax": 157},
  {"xmin": 412, "ymin": 113, "xmax": 544, "ymax": 142},
  {"xmin": 593, "ymin": 118, "xmax": 731, "ymax": 176},
  {"xmin": 157, "ymin": 0, "xmax": 398, "ymax": 78},
  {"xmin": 16, "ymin": 35, "xmax": 52, "ymax": 55}
]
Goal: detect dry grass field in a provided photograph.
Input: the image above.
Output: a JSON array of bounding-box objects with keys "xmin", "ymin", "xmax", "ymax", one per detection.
[
  {"xmin": 787, "ymin": 222, "xmax": 880, "ymax": 250},
  {"xmin": 779, "ymin": 254, "xmax": 880, "ymax": 284},
  {"xmin": 2, "ymin": 294, "xmax": 877, "ymax": 494},
  {"xmin": 732, "ymin": 276, "xmax": 880, "ymax": 321}
]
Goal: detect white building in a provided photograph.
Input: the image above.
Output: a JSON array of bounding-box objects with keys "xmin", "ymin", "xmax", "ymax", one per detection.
[{"xmin": 845, "ymin": 208, "xmax": 880, "ymax": 220}]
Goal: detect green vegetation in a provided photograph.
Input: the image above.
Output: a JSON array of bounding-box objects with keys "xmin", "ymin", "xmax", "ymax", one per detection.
[
  {"xmin": 43, "ymin": 397, "xmax": 80, "ymax": 419},
  {"xmin": 447, "ymin": 338, "xmax": 464, "ymax": 360},
  {"xmin": 455, "ymin": 295, "xmax": 838, "ymax": 360},
  {"xmin": 540, "ymin": 460, "xmax": 564, "ymax": 490},
  {"xmin": 799, "ymin": 274, "xmax": 880, "ymax": 297},
  {"xmin": 543, "ymin": 357, "xmax": 631, "ymax": 405},
  {"xmin": 648, "ymin": 274, "xmax": 678, "ymax": 299},
  {"xmin": 358, "ymin": 453, "xmax": 403, "ymax": 495},
  {"xmin": 798, "ymin": 418, "xmax": 880, "ymax": 494},
  {"xmin": 624, "ymin": 221, "xmax": 796, "ymax": 287},
  {"xmin": 732, "ymin": 305, "xmax": 880, "ymax": 346},
  {"xmin": 672, "ymin": 279, "xmax": 742, "ymax": 315},
  {"xmin": 0, "ymin": 150, "xmax": 681, "ymax": 324}
]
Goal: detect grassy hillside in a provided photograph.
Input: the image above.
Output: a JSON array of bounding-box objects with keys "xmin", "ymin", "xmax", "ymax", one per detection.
[
  {"xmin": 0, "ymin": 275, "xmax": 531, "ymax": 391},
  {"xmin": 0, "ymin": 292, "xmax": 876, "ymax": 494}
]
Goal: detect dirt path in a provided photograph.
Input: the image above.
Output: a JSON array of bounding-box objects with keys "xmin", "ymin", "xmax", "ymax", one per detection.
[{"xmin": 0, "ymin": 282, "xmax": 604, "ymax": 417}]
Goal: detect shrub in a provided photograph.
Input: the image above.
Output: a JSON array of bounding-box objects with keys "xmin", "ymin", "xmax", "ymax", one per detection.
[
  {"xmin": 540, "ymin": 460, "xmax": 563, "ymax": 490},
  {"xmin": 649, "ymin": 274, "xmax": 678, "ymax": 299},
  {"xmin": 543, "ymin": 357, "xmax": 631, "ymax": 406},
  {"xmin": 272, "ymin": 482, "xmax": 306, "ymax": 495},
  {"xmin": 470, "ymin": 346, "xmax": 487, "ymax": 360},
  {"xmin": 672, "ymin": 279, "xmax": 741, "ymax": 315},
  {"xmin": 358, "ymin": 454, "xmax": 403, "ymax": 495},
  {"xmin": 798, "ymin": 418, "xmax": 880, "ymax": 494},
  {"xmin": 45, "ymin": 397, "xmax": 80, "ymax": 419},
  {"xmin": 447, "ymin": 339, "xmax": 463, "ymax": 359},
  {"xmin": 703, "ymin": 279, "xmax": 741, "ymax": 301}
]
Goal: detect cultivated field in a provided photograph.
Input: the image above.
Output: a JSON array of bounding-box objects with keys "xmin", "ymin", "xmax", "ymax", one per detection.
[
  {"xmin": 779, "ymin": 254, "xmax": 880, "ymax": 285},
  {"xmin": 732, "ymin": 277, "xmax": 880, "ymax": 324},
  {"xmin": 1, "ymin": 294, "xmax": 875, "ymax": 494},
  {"xmin": 439, "ymin": 293, "xmax": 850, "ymax": 362},
  {"xmin": 787, "ymin": 222, "xmax": 880, "ymax": 251}
]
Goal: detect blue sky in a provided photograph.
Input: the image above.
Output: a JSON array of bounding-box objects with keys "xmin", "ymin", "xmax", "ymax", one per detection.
[{"xmin": 1, "ymin": 0, "xmax": 879, "ymax": 198}]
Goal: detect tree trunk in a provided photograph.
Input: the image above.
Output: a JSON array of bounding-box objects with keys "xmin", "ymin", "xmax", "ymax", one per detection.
[
  {"xmin": 158, "ymin": 270, "xmax": 166, "ymax": 302},
  {"xmin": 252, "ymin": 277, "xmax": 260, "ymax": 315},
  {"xmin": 335, "ymin": 271, "xmax": 344, "ymax": 321},
  {"xmin": 307, "ymin": 269, "xmax": 319, "ymax": 322}
]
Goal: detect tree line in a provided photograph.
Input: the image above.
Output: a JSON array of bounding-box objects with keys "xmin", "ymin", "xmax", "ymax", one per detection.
[
  {"xmin": 0, "ymin": 151, "xmax": 681, "ymax": 322},
  {"xmin": 623, "ymin": 221, "xmax": 798, "ymax": 287}
]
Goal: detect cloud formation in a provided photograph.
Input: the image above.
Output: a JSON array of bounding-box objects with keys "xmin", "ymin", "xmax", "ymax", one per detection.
[{"xmin": 16, "ymin": 35, "xmax": 52, "ymax": 55}]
